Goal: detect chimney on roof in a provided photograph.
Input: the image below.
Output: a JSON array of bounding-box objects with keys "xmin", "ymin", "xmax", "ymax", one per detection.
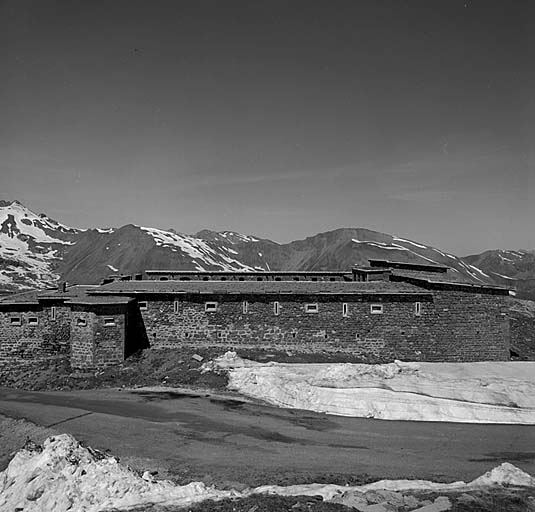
[{"xmin": 61, "ymin": 282, "xmax": 67, "ymax": 293}]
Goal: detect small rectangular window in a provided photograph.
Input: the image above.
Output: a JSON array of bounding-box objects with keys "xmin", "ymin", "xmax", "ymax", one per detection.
[
  {"xmin": 242, "ymin": 301, "xmax": 248, "ymax": 314},
  {"xmin": 51, "ymin": 306, "xmax": 56, "ymax": 321},
  {"xmin": 205, "ymin": 302, "xmax": 218, "ymax": 312},
  {"xmin": 28, "ymin": 317, "xmax": 38, "ymax": 326},
  {"xmin": 10, "ymin": 317, "xmax": 21, "ymax": 326},
  {"xmin": 305, "ymin": 303, "xmax": 319, "ymax": 313},
  {"xmin": 342, "ymin": 303, "xmax": 348, "ymax": 317},
  {"xmin": 174, "ymin": 300, "xmax": 179, "ymax": 313},
  {"xmin": 370, "ymin": 304, "xmax": 383, "ymax": 314},
  {"xmin": 104, "ymin": 318, "xmax": 115, "ymax": 326},
  {"xmin": 138, "ymin": 301, "xmax": 148, "ymax": 311},
  {"xmin": 273, "ymin": 301, "xmax": 280, "ymax": 316},
  {"xmin": 415, "ymin": 302, "xmax": 422, "ymax": 316},
  {"xmin": 77, "ymin": 318, "xmax": 87, "ymax": 327}
]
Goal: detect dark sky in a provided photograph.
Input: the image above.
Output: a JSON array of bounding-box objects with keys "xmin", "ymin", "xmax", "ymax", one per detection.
[{"xmin": 2, "ymin": 0, "xmax": 533, "ymax": 255}]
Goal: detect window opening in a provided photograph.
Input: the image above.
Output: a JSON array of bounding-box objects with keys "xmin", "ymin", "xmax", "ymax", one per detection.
[
  {"xmin": 370, "ymin": 304, "xmax": 383, "ymax": 314},
  {"xmin": 205, "ymin": 302, "xmax": 218, "ymax": 312},
  {"xmin": 305, "ymin": 303, "xmax": 319, "ymax": 313}
]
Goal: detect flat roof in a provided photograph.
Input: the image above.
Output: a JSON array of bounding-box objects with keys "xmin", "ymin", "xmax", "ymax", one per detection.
[
  {"xmin": 0, "ymin": 290, "xmax": 41, "ymax": 305},
  {"xmin": 390, "ymin": 274, "xmax": 509, "ymax": 294},
  {"xmin": 38, "ymin": 285, "xmax": 101, "ymax": 301},
  {"xmin": 90, "ymin": 280, "xmax": 431, "ymax": 296},
  {"xmin": 68, "ymin": 296, "xmax": 133, "ymax": 306},
  {"xmin": 0, "ymin": 286, "xmax": 135, "ymax": 307},
  {"xmin": 352, "ymin": 267, "xmax": 392, "ymax": 274}
]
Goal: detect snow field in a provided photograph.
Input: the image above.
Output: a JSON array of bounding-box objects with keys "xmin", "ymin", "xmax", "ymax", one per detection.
[{"xmin": 211, "ymin": 354, "xmax": 535, "ymax": 424}]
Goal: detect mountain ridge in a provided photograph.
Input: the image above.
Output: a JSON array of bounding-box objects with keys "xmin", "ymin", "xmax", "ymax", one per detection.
[
  {"xmin": 0, "ymin": 199, "xmax": 526, "ymax": 296},
  {"xmin": 463, "ymin": 249, "xmax": 535, "ymax": 300}
]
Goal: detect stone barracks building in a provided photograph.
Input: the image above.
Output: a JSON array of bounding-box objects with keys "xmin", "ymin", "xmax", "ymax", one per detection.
[{"xmin": 0, "ymin": 260, "xmax": 510, "ymax": 369}]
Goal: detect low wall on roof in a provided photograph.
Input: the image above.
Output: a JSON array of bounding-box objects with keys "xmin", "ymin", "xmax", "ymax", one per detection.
[{"xmin": 146, "ymin": 271, "xmax": 351, "ymax": 282}]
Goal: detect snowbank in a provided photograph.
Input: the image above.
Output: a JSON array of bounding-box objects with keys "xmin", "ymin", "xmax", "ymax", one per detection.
[
  {"xmin": 1, "ymin": 434, "xmax": 534, "ymax": 512},
  {"xmin": 210, "ymin": 353, "xmax": 535, "ymax": 423},
  {"xmin": 0, "ymin": 434, "xmax": 239, "ymax": 512},
  {"xmin": 255, "ymin": 462, "xmax": 535, "ymax": 499}
]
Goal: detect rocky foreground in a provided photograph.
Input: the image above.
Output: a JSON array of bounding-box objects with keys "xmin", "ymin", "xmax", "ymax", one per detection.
[{"xmin": 1, "ymin": 433, "xmax": 535, "ymax": 512}]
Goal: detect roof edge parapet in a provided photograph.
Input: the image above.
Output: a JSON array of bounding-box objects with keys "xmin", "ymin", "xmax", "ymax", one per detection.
[
  {"xmin": 367, "ymin": 259, "xmax": 450, "ymax": 273},
  {"xmin": 390, "ymin": 274, "xmax": 509, "ymax": 295}
]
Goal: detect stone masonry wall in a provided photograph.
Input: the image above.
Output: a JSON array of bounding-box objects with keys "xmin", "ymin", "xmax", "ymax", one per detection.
[
  {"xmin": 70, "ymin": 308, "xmax": 95, "ymax": 369},
  {"xmin": 70, "ymin": 305, "xmax": 125, "ymax": 369},
  {"xmin": 137, "ymin": 291, "xmax": 509, "ymax": 362},
  {"xmin": 0, "ymin": 304, "xmax": 71, "ymax": 365},
  {"xmin": 93, "ymin": 306, "xmax": 126, "ymax": 367},
  {"xmin": 414, "ymin": 290, "xmax": 509, "ymax": 362}
]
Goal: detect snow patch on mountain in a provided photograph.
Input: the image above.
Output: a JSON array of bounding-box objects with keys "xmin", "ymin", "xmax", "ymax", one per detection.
[
  {"xmin": 468, "ymin": 264, "xmax": 490, "ymax": 278},
  {"xmin": 351, "ymin": 238, "xmax": 444, "ymax": 266},
  {"xmin": 0, "ymin": 201, "xmax": 78, "ymax": 289},
  {"xmin": 352, "ymin": 239, "xmax": 409, "ymax": 251},
  {"xmin": 392, "ymin": 236, "xmax": 427, "ymax": 249},
  {"xmin": 219, "ymin": 231, "xmax": 260, "ymax": 244},
  {"xmin": 139, "ymin": 226, "xmax": 256, "ymax": 271},
  {"xmin": 491, "ymin": 271, "xmax": 516, "ymax": 280}
]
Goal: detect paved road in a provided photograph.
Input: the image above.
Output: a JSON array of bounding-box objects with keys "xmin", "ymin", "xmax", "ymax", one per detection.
[{"xmin": 1, "ymin": 387, "xmax": 534, "ymax": 486}]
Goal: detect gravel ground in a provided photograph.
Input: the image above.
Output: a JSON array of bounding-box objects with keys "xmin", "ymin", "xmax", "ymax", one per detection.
[
  {"xmin": 0, "ymin": 414, "xmax": 58, "ymax": 471},
  {"xmin": 1, "ymin": 414, "xmax": 534, "ymax": 511},
  {"xmin": 0, "ymin": 347, "xmax": 373, "ymax": 393}
]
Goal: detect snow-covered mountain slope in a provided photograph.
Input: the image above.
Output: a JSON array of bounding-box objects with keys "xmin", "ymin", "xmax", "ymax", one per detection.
[
  {"xmin": 0, "ymin": 201, "xmax": 80, "ymax": 290},
  {"xmin": 58, "ymin": 224, "xmax": 263, "ymax": 285},
  {"xmin": 463, "ymin": 249, "xmax": 535, "ymax": 300},
  {"xmin": 276, "ymin": 228, "xmax": 494, "ymax": 284},
  {"xmin": 0, "ymin": 200, "xmax": 502, "ymax": 291}
]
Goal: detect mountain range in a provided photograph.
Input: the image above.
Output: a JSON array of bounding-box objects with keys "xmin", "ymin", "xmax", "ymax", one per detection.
[{"xmin": 1, "ymin": 200, "xmax": 534, "ymax": 299}]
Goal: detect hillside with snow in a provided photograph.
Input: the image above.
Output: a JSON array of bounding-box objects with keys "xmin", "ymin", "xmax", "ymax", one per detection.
[
  {"xmin": 463, "ymin": 249, "xmax": 535, "ymax": 300},
  {"xmin": 0, "ymin": 199, "xmax": 519, "ymax": 292},
  {"xmin": 0, "ymin": 200, "xmax": 80, "ymax": 291}
]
